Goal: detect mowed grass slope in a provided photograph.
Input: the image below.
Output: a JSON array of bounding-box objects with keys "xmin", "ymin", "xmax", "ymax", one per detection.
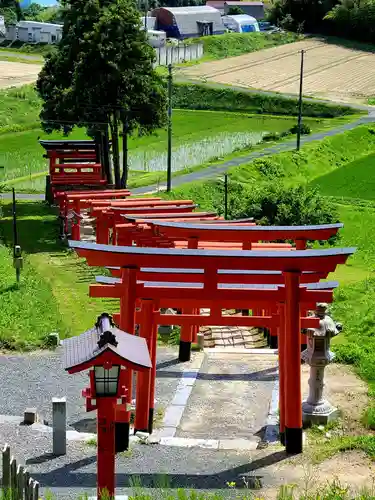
[
  {"xmin": 188, "ymin": 31, "xmax": 301, "ymax": 60},
  {"xmin": 164, "ymin": 125, "xmax": 375, "ymax": 440},
  {"xmin": 311, "ymin": 152, "xmax": 375, "ymax": 201},
  {"xmin": 0, "ymin": 200, "xmax": 118, "ymax": 350}
]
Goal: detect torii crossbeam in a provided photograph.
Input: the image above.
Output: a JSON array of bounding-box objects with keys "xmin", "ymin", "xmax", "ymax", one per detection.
[{"xmin": 69, "ymin": 240, "xmax": 355, "ymax": 455}]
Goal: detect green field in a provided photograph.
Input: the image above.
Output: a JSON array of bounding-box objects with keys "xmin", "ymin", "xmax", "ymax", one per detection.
[
  {"xmin": 1, "ymin": 109, "xmax": 350, "ymax": 192},
  {"xmin": 188, "ymin": 31, "xmax": 301, "ymax": 61},
  {"xmin": 0, "ymin": 83, "xmax": 361, "ymax": 192},
  {"xmin": 311, "ymin": 152, "xmax": 375, "ymax": 201}
]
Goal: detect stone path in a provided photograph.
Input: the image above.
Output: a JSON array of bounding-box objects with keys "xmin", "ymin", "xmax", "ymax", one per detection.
[{"xmin": 176, "ymin": 353, "xmax": 277, "ymax": 442}]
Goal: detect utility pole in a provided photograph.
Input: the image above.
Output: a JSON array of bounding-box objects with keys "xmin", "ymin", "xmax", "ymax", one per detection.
[
  {"xmin": 296, "ymin": 49, "xmax": 305, "ymax": 152},
  {"xmin": 167, "ymin": 63, "xmax": 173, "ymax": 192},
  {"xmin": 12, "ymin": 188, "xmax": 22, "ymax": 283},
  {"xmin": 224, "ymin": 173, "xmax": 228, "ymax": 220},
  {"xmin": 144, "ymin": 0, "xmax": 148, "ymax": 31}
]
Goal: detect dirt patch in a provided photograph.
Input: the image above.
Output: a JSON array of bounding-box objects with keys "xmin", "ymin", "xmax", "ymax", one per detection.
[
  {"xmin": 180, "ymin": 38, "xmax": 375, "ymax": 104},
  {"xmin": 0, "ymin": 60, "xmax": 42, "ymax": 88},
  {"xmin": 302, "ymin": 363, "xmax": 369, "ymax": 432},
  {"xmin": 256, "ymin": 450, "xmax": 375, "ymax": 499}
]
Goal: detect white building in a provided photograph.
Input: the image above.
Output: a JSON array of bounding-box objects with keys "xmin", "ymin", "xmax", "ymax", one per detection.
[
  {"xmin": 0, "ymin": 16, "xmax": 6, "ymax": 39},
  {"xmin": 222, "ymin": 14, "xmax": 260, "ymax": 33},
  {"xmin": 152, "ymin": 6, "xmax": 225, "ymax": 39},
  {"xmin": 6, "ymin": 20, "xmax": 62, "ymax": 44}
]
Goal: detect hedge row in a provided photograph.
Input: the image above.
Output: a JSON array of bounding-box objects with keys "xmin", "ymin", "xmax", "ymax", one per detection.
[{"xmin": 172, "ymin": 83, "xmax": 357, "ymax": 118}]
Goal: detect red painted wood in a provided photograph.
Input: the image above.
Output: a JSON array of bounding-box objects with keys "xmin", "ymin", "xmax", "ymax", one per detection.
[
  {"xmin": 284, "ymin": 272, "xmax": 302, "ymax": 430},
  {"xmin": 74, "ymin": 246, "xmax": 351, "ymax": 272},
  {"xmin": 135, "ymin": 300, "xmax": 154, "ymax": 431},
  {"xmin": 119, "ymin": 268, "xmax": 138, "ymax": 431},
  {"xmin": 96, "ymin": 398, "xmax": 116, "ymax": 499},
  {"xmin": 278, "ymin": 303, "xmax": 286, "ymax": 438}
]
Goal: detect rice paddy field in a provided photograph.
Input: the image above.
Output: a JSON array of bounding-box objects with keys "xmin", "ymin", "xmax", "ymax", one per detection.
[
  {"xmin": 181, "ymin": 38, "xmax": 375, "ymax": 104},
  {"xmin": 0, "ymin": 108, "xmax": 345, "ymax": 192}
]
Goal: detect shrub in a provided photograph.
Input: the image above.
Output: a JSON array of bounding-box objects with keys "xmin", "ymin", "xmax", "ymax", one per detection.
[
  {"xmin": 262, "ymin": 132, "xmax": 280, "ymax": 142},
  {"xmin": 289, "ymin": 123, "xmax": 312, "ymax": 135},
  {"xmin": 238, "ymin": 184, "xmax": 339, "ymax": 233},
  {"xmin": 172, "ymin": 83, "xmax": 357, "ymax": 118},
  {"xmin": 255, "ymin": 158, "xmax": 285, "ymax": 179},
  {"xmin": 165, "ymin": 180, "xmax": 338, "ymax": 235}
]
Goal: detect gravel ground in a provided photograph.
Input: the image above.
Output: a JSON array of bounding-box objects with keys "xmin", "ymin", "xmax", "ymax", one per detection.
[
  {"xmin": 0, "ymin": 347, "xmax": 286, "ymax": 499},
  {"xmin": 0, "ymin": 345, "xmax": 185, "ymax": 430},
  {"xmin": 0, "ymin": 421, "xmax": 285, "ymax": 499},
  {"xmin": 177, "ymin": 353, "xmax": 277, "ymax": 440}
]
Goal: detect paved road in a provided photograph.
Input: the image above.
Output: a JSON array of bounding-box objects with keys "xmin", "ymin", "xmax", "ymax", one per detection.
[{"xmin": 0, "ymin": 49, "xmax": 43, "ymax": 61}]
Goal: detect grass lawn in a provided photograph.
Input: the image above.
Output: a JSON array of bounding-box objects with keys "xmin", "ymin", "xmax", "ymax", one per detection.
[
  {"xmin": 0, "ymin": 200, "xmax": 118, "ymax": 350},
  {"xmin": 311, "ymin": 152, "xmax": 375, "ymax": 202},
  {"xmin": 187, "ymin": 31, "xmax": 301, "ymax": 61}
]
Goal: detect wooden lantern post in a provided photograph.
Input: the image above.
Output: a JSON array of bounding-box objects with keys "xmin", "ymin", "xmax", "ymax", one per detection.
[{"xmin": 63, "ymin": 313, "xmax": 151, "ymax": 499}]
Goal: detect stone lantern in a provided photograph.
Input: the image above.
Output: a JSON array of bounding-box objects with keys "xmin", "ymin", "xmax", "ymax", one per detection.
[{"xmin": 301, "ymin": 303, "xmax": 342, "ymax": 425}]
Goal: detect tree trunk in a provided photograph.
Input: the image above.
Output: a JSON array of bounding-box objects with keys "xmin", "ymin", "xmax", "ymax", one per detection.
[
  {"xmin": 120, "ymin": 120, "xmax": 129, "ymax": 189},
  {"xmin": 102, "ymin": 127, "xmax": 113, "ymax": 185},
  {"xmin": 110, "ymin": 113, "xmax": 121, "ymax": 189}
]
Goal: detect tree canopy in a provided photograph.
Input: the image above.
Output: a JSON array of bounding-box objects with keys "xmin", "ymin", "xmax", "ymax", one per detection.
[
  {"xmin": 36, "ymin": 0, "xmax": 167, "ymax": 187},
  {"xmin": 227, "ymin": 5, "xmax": 245, "ymax": 15}
]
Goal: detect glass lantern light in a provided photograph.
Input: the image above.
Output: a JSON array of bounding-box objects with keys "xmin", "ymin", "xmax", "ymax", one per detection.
[{"xmin": 94, "ymin": 365, "xmax": 120, "ymax": 397}]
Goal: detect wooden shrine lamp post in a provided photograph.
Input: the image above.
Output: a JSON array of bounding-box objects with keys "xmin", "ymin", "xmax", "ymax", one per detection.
[{"xmin": 63, "ymin": 313, "xmax": 151, "ymax": 499}]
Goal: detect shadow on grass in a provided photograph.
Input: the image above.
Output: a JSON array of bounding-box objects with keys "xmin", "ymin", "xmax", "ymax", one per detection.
[{"xmin": 0, "ymin": 201, "xmax": 62, "ymax": 254}]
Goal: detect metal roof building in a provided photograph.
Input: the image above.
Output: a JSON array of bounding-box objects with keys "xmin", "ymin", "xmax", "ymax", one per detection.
[
  {"xmin": 152, "ymin": 6, "xmax": 225, "ymax": 39},
  {"xmin": 224, "ymin": 2, "xmax": 265, "ymax": 19}
]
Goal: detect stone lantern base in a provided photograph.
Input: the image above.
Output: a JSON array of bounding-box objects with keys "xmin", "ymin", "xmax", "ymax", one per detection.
[{"xmin": 302, "ymin": 400, "xmax": 340, "ymax": 426}]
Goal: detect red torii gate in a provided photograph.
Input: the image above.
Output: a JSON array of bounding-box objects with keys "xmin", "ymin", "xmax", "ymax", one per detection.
[
  {"xmin": 91, "ymin": 203, "xmax": 198, "ymax": 244},
  {"xmin": 147, "ymin": 221, "xmax": 344, "ymax": 250},
  {"xmin": 93, "ymin": 273, "xmax": 338, "ymax": 443},
  {"xmin": 69, "ymin": 240, "xmax": 355, "ymax": 455}
]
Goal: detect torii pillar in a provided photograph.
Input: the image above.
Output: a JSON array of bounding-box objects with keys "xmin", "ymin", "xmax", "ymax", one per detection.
[{"xmin": 284, "ymin": 271, "xmax": 302, "ymax": 454}]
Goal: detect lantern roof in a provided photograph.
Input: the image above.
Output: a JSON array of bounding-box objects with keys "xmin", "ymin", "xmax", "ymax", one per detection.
[{"xmin": 63, "ymin": 325, "xmax": 151, "ymax": 374}]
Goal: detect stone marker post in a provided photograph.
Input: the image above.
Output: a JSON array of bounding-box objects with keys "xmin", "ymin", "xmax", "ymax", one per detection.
[
  {"xmin": 301, "ymin": 303, "xmax": 342, "ymax": 425},
  {"xmin": 52, "ymin": 397, "xmax": 67, "ymax": 456}
]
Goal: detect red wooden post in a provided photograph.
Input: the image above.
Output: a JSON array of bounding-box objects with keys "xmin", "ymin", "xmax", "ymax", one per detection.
[
  {"xmin": 179, "ymin": 307, "xmax": 193, "ymax": 361},
  {"xmin": 277, "ymin": 303, "xmax": 286, "ymax": 446},
  {"xmin": 148, "ymin": 308, "xmax": 159, "ymax": 433},
  {"xmin": 284, "ymin": 271, "xmax": 302, "ymax": 454},
  {"xmin": 295, "ymin": 239, "xmax": 307, "ymax": 250},
  {"xmin": 117, "ymin": 267, "xmax": 137, "ymax": 451},
  {"xmin": 97, "ymin": 398, "xmax": 116, "ymax": 499},
  {"xmin": 96, "ymin": 214, "xmax": 111, "ymax": 245},
  {"xmin": 192, "ymin": 308, "xmax": 199, "ymax": 343},
  {"xmin": 71, "ymin": 199, "xmax": 81, "ymax": 240},
  {"xmin": 134, "ymin": 300, "xmax": 154, "ymax": 433}
]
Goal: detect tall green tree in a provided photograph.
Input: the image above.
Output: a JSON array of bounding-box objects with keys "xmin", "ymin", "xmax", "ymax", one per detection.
[
  {"xmin": 0, "ymin": 0, "xmax": 23, "ymax": 22},
  {"xmin": 36, "ymin": 0, "xmax": 167, "ymax": 188}
]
